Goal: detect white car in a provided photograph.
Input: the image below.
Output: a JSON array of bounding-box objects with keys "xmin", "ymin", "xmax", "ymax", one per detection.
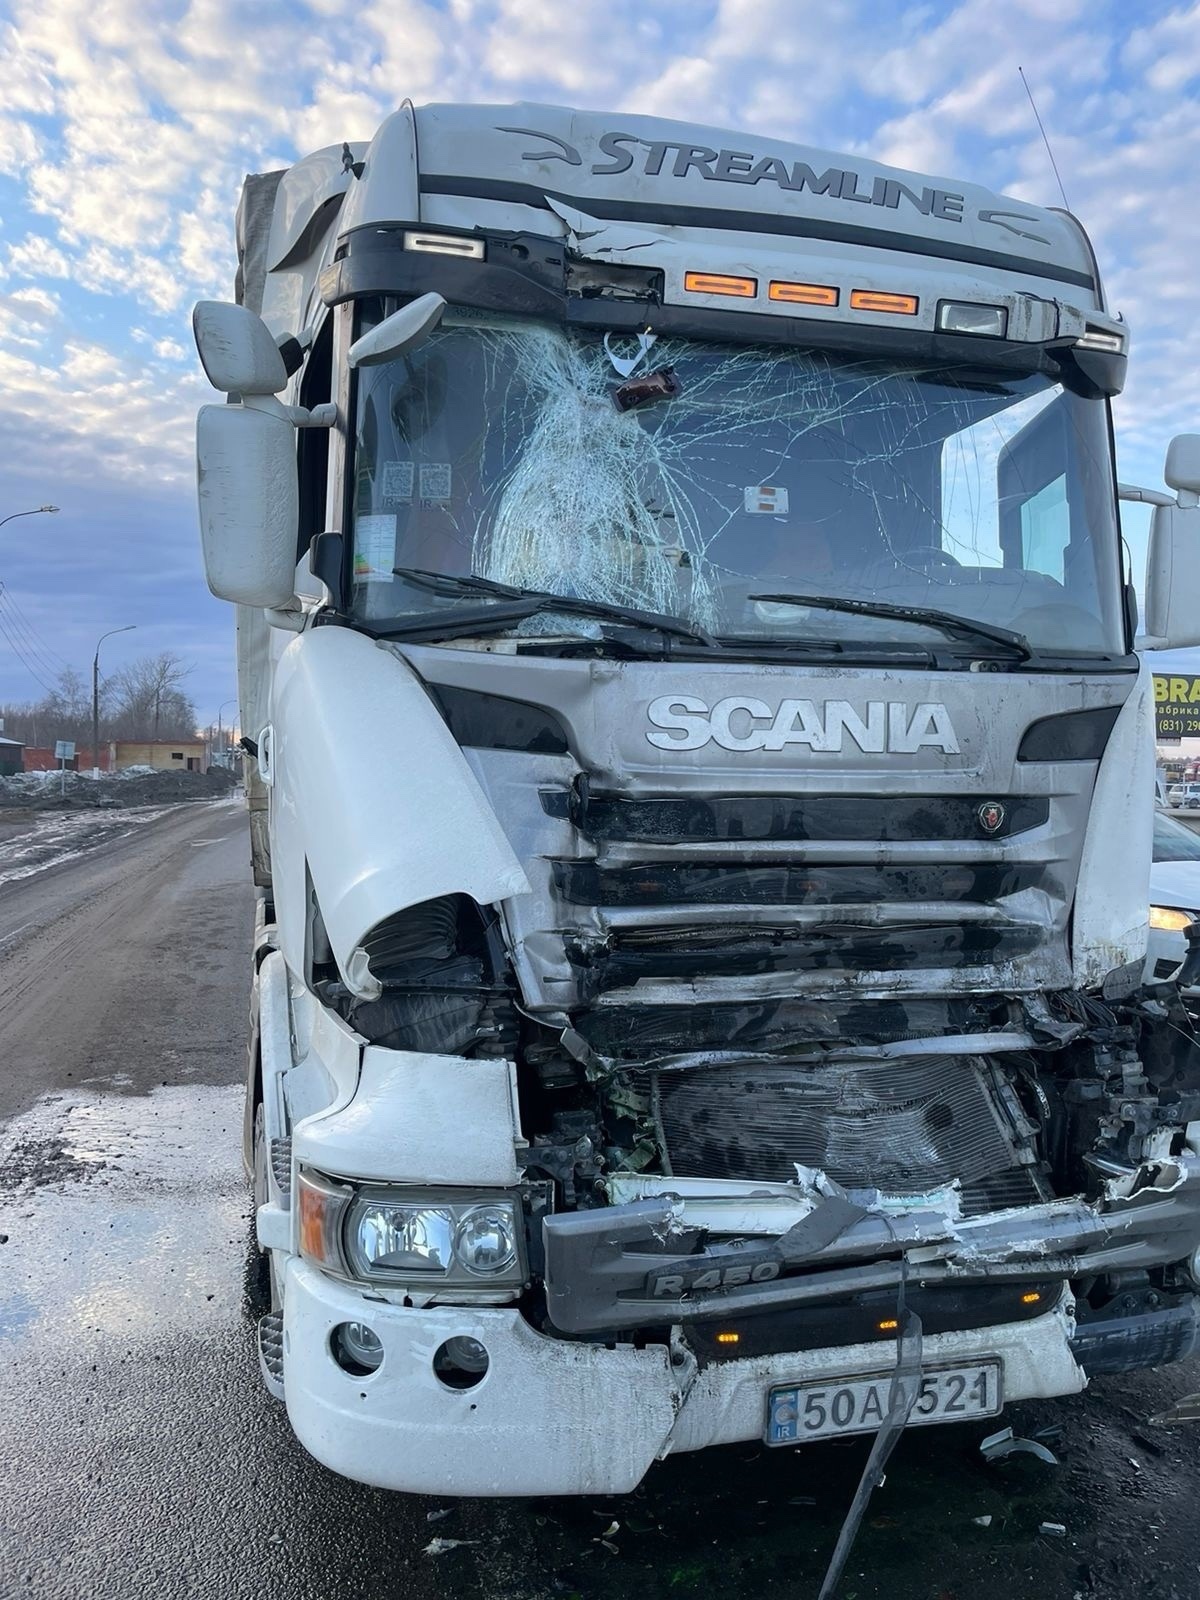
[
  {"xmin": 1167, "ymin": 782, "xmax": 1200, "ymax": 810},
  {"xmin": 1148, "ymin": 808, "xmax": 1200, "ymax": 986}
]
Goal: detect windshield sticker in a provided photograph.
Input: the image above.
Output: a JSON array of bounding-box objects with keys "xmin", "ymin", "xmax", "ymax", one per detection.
[
  {"xmin": 744, "ymin": 485, "xmax": 789, "ymax": 515},
  {"xmin": 380, "ymin": 461, "xmax": 414, "ymax": 504},
  {"xmin": 353, "ymin": 513, "xmax": 397, "ymax": 583},
  {"xmin": 419, "ymin": 462, "xmax": 452, "ymax": 502}
]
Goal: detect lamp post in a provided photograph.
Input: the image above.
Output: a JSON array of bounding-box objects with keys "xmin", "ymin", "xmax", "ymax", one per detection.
[
  {"xmin": 216, "ymin": 698, "xmax": 237, "ymax": 770},
  {"xmin": 92, "ymin": 624, "xmax": 136, "ymax": 778},
  {"xmin": 0, "ymin": 505, "xmax": 59, "ymax": 531}
]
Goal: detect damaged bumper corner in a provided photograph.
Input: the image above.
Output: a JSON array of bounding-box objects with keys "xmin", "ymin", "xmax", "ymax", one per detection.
[{"xmin": 542, "ymin": 1152, "xmax": 1200, "ymax": 1335}]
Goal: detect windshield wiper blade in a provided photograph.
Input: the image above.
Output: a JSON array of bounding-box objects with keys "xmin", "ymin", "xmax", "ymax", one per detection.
[
  {"xmin": 747, "ymin": 591, "xmax": 1033, "ymax": 660},
  {"xmin": 392, "ymin": 566, "xmax": 720, "ymax": 648}
]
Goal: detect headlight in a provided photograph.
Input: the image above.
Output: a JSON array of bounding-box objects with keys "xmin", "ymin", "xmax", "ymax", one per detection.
[
  {"xmin": 454, "ymin": 1206, "xmax": 518, "ymax": 1275},
  {"xmin": 1150, "ymin": 906, "xmax": 1195, "ymax": 931},
  {"xmin": 296, "ymin": 1172, "xmax": 526, "ymax": 1289}
]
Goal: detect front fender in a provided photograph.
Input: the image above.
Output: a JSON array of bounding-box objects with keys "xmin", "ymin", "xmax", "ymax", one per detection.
[{"xmin": 270, "ymin": 626, "xmax": 529, "ymax": 983}]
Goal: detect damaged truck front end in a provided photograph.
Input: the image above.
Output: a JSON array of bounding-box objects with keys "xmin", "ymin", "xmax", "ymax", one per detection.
[{"xmin": 198, "ymin": 99, "xmax": 1200, "ymax": 1496}]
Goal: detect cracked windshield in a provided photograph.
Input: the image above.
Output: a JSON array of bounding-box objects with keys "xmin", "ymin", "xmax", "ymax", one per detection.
[{"xmin": 352, "ymin": 312, "xmax": 1124, "ymax": 652}]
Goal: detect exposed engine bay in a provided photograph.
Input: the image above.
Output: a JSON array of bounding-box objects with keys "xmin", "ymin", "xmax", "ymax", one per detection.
[{"xmin": 311, "ymin": 865, "xmax": 1200, "ymax": 1369}]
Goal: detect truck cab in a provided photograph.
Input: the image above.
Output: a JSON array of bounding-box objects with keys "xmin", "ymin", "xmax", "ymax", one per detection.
[{"xmin": 194, "ymin": 101, "xmax": 1200, "ymax": 1496}]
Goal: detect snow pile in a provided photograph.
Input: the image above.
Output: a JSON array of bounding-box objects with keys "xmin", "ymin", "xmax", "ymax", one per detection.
[{"xmin": 0, "ymin": 767, "xmax": 238, "ymax": 810}]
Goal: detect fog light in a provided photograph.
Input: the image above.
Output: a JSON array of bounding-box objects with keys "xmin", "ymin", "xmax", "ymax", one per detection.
[
  {"xmin": 434, "ymin": 1335, "xmax": 489, "ymax": 1390},
  {"xmin": 331, "ymin": 1320, "xmax": 384, "ymax": 1376}
]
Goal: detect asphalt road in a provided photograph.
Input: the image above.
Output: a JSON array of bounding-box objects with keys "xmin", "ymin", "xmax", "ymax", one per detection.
[{"xmin": 2, "ymin": 801, "xmax": 1200, "ymax": 1600}]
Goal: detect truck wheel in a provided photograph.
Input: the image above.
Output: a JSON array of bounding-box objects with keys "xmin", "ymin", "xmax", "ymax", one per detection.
[{"xmin": 247, "ymin": 1101, "xmax": 282, "ymax": 1314}]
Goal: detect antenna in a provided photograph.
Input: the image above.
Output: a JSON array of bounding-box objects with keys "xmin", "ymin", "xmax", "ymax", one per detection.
[{"xmin": 1018, "ymin": 66, "xmax": 1071, "ymax": 212}]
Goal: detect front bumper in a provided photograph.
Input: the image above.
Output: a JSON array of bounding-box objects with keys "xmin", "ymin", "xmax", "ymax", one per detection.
[
  {"xmin": 281, "ymin": 1258, "xmax": 1085, "ymax": 1497},
  {"xmin": 542, "ymin": 1154, "xmax": 1200, "ymax": 1334}
]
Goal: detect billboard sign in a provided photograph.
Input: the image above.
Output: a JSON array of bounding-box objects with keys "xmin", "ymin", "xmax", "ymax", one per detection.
[{"xmin": 1154, "ymin": 675, "xmax": 1200, "ymax": 739}]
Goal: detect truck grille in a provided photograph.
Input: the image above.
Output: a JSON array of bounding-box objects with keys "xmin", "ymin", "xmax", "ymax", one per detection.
[{"xmin": 548, "ymin": 785, "xmax": 1058, "ymax": 998}]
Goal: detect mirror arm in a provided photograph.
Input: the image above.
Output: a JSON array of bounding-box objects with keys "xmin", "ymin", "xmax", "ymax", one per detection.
[
  {"xmin": 240, "ymin": 394, "xmax": 336, "ymax": 429},
  {"xmin": 1118, "ymin": 483, "xmax": 1176, "ymax": 507}
]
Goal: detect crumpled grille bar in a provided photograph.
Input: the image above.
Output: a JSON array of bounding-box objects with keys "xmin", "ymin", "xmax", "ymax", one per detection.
[
  {"xmin": 554, "ymin": 860, "xmax": 1045, "ymax": 907},
  {"xmin": 542, "ymin": 788, "xmax": 1050, "ymax": 843},
  {"xmin": 566, "ymin": 923, "xmax": 1041, "ymax": 990}
]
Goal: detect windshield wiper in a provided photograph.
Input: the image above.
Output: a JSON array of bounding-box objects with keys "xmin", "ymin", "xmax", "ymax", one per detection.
[
  {"xmin": 747, "ymin": 591, "xmax": 1033, "ymax": 661},
  {"xmin": 390, "ymin": 567, "xmax": 720, "ymax": 648}
]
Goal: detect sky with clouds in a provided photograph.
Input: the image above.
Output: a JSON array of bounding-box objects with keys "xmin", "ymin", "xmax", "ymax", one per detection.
[{"xmin": 0, "ymin": 0, "xmax": 1198, "ymax": 723}]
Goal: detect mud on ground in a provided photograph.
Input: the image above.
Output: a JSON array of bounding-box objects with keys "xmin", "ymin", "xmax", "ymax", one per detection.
[{"xmin": 0, "ymin": 766, "xmax": 236, "ymax": 810}]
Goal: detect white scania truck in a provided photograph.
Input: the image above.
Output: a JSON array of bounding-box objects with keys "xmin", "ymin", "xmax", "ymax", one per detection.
[{"xmin": 194, "ymin": 101, "xmax": 1200, "ymax": 1496}]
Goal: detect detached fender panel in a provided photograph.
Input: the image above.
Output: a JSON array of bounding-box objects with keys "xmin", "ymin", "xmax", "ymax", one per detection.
[{"xmin": 269, "ymin": 627, "xmax": 530, "ymax": 982}]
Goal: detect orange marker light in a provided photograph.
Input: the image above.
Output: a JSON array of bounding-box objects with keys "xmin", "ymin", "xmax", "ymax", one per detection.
[
  {"xmin": 849, "ymin": 289, "xmax": 919, "ymax": 315},
  {"xmin": 1021, "ymin": 1291, "xmax": 1043, "ymax": 1305},
  {"xmin": 769, "ymin": 281, "xmax": 839, "ymax": 306},
  {"xmin": 878, "ymin": 1318, "xmax": 900, "ymax": 1332},
  {"xmin": 299, "ymin": 1181, "xmax": 329, "ymax": 1261},
  {"xmin": 715, "ymin": 1330, "xmax": 741, "ymax": 1345},
  {"xmin": 684, "ymin": 271, "xmax": 757, "ymax": 298}
]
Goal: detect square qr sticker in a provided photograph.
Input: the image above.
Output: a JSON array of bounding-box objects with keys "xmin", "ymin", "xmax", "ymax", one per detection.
[
  {"xmin": 381, "ymin": 461, "xmax": 414, "ymax": 504},
  {"xmin": 419, "ymin": 462, "xmax": 452, "ymax": 501}
]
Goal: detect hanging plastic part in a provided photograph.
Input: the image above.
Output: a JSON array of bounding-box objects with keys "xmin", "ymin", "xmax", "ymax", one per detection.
[
  {"xmin": 979, "ymin": 1425, "xmax": 1060, "ymax": 1464},
  {"xmin": 603, "ymin": 330, "xmax": 657, "ymax": 378},
  {"xmin": 816, "ymin": 1303, "xmax": 924, "ymax": 1600}
]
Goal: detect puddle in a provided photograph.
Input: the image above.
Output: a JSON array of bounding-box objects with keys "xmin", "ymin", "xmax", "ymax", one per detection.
[{"xmin": 0, "ymin": 1084, "xmax": 248, "ymax": 1347}]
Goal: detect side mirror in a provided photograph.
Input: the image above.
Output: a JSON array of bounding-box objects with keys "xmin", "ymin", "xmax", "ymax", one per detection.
[
  {"xmin": 1165, "ymin": 434, "xmax": 1200, "ymax": 503},
  {"xmin": 193, "ymin": 301, "xmax": 288, "ymax": 395},
  {"xmin": 348, "ymin": 292, "xmax": 446, "ymax": 369},
  {"xmin": 196, "ymin": 404, "xmax": 298, "ymax": 607}
]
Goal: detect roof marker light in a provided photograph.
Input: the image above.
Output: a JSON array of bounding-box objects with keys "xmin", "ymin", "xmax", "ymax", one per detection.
[
  {"xmin": 403, "ymin": 232, "xmax": 485, "ymax": 259},
  {"xmin": 684, "ymin": 271, "xmax": 757, "ymax": 298},
  {"xmin": 937, "ymin": 300, "xmax": 1008, "ymax": 338},
  {"xmin": 769, "ymin": 280, "xmax": 839, "ymax": 306},
  {"xmin": 850, "ymin": 289, "xmax": 919, "ymax": 315}
]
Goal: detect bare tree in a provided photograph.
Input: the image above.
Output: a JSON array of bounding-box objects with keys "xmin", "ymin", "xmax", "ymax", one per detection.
[
  {"xmin": 109, "ymin": 653, "xmax": 197, "ymax": 741},
  {"xmin": 0, "ymin": 652, "xmax": 199, "ymax": 749}
]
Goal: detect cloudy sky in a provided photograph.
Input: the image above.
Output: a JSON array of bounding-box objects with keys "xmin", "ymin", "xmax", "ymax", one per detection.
[{"xmin": 0, "ymin": 0, "xmax": 1197, "ymax": 722}]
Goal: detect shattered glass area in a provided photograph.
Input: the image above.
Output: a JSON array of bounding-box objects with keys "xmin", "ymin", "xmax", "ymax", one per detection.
[{"xmin": 351, "ymin": 315, "xmax": 1123, "ymax": 652}]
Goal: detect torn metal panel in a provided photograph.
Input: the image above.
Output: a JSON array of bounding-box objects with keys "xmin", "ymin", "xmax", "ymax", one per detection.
[{"xmin": 542, "ymin": 1149, "xmax": 1200, "ymax": 1334}]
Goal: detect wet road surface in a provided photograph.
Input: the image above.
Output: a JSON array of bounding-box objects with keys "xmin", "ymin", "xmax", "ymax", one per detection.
[{"xmin": 2, "ymin": 803, "xmax": 1200, "ymax": 1599}]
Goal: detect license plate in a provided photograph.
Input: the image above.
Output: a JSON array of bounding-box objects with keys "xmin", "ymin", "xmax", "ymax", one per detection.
[{"xmin": 766, "ymin": 1360, "xmax": 1002, "ymax": 1445}]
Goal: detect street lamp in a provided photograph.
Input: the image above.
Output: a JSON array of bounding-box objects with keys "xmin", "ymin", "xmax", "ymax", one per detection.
[
  {"xmin": 0, "ymin": 505, "xmax": 59, "ymax": 530},
  {"xmin": 92, "ymin": 624, "xmax": 136, "ymax": 778},
  {"xmin": 216, "ymin": 698, "xmax": 237, "ymax": 769}
]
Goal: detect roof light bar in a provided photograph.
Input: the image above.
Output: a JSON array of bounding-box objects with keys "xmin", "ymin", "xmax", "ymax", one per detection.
[
  {"xmin": 684, "ymin": 271, "xmax": 757, "ymax": 298},
  {"xmin": 403, "ymin": 232, "xmax": 485, "ymax": 260},
  {"xmin": 937, "ymin": 300, "xmax": 1008, "ymax": 338},
  {"xmin": 849, "ymin": 289, "xmax": 919, "ymax": 315},
  {"xmin": 769, "ymin": 280, "xmax": 839, "ymax": 306}
]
